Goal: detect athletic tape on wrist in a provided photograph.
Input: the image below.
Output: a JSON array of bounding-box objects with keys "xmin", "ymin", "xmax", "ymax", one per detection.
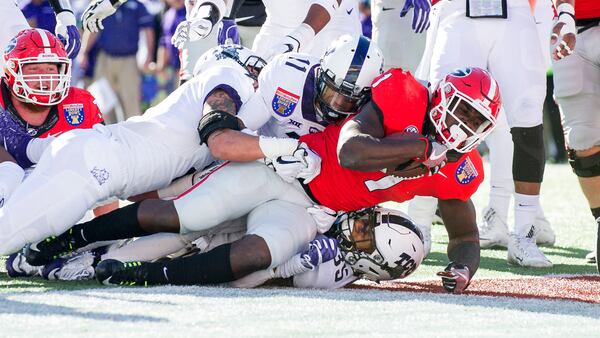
[{"xmin": 258, "ymin": 136, "xmax": 300, "ymax": 159}]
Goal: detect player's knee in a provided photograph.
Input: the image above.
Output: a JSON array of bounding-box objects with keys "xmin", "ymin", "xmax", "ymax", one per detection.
[
  {"xmin": 230, "ymin": 235, "xmax": 271, "ymax": 278},
  {"xmin": 568, "ymin": 148, "xmax": 600, "ymax": 178},
  {"xmin": 511, "ymin": 125, "xmax": 545, "ymax": 183},
  {"xmin": 138, "ymin": 199, "xmax": 181, "ymax": 233}
]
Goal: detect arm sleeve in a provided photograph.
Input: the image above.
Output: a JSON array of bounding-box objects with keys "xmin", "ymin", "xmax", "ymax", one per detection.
[
  {"xmin": 48, "ymin": 0, "xmax": 73, "ymax": 13},
  {"xmin": 227, "ymin": 0, "xmax": 246, "ymax": 18},
  {"xmin": 236, "ymin": 92, "xmax": 272, "ymax": 131}
]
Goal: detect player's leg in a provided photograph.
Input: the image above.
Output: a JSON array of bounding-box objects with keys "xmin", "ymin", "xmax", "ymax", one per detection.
[
  {"xmin": 488, "ymin": 4, "xmax": 550, "ymax": 268},
  {"xmin": 0, "ymin": 128, "xmax": 124, "ymax": 256},
  {"xmin": 553, "ymin": 25, "xmax": 600, "ymax": 272},
  {"xmin": 28, "ymin": 161, "xmax": 309, "ymax": 265},
  {"xmin": 372, "ymin": 0, "xmax": 426, "ymax": 72},
  {"xmin": 478, "ymin": 110, "xmax": 513, "ymax": 248},
  {"xmin": 95, "ymin": 199, "xmax": 316, "ymax": 286}
]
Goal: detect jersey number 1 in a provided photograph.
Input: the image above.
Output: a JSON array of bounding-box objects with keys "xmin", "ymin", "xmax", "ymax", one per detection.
[{"xmin": 284, "ymin": 56, "xmax": 311, "ymax": 73}]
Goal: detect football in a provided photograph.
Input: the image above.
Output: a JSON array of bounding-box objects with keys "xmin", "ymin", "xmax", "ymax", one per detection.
[{"xmin": 383, "ymin": 132, "xmax": 430, "ymax": 179}]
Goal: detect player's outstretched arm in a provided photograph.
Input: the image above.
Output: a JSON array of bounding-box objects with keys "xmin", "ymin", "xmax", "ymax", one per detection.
[
  {"xmin": 337, "ymin": 101, "xmax": 426, "ymax": 171},
  {"xmin": 436, "ymin": 198, "xmax": 480, "ymax": 294}
]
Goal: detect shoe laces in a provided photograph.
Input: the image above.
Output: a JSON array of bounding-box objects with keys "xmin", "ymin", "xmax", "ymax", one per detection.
[{"xmin": 513, "ymin": 234, "xmax": 546, "ymax": 259}]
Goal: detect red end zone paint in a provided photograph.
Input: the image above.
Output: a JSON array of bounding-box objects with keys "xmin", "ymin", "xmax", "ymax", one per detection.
[{"xmin": 349, "ymin": 275, "xmax": 600, "ymax": 304}]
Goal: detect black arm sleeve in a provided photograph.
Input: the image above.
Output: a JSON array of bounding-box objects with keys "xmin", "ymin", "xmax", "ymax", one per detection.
[{"xmin": 226, "ymin": 0, "xmax": 246, "ymax": 19}]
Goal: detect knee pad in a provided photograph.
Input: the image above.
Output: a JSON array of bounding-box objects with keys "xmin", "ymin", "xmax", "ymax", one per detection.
[
  {"xmin": 511, "ymin": 125, "xmax": 545, "ymax": 183},
  {"xmin": 568, "ymin": 149, "xmax": 600, "ymax": 178}
]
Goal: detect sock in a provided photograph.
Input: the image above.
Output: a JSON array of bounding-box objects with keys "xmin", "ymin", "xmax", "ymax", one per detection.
[
  {"xmin": 147, "ymin": 243, "xmax": 234, "ymax": 285},
  {"xmin": 71, "ymin": 203, "xmax": 148, "ymax": 247},
  {"xmin": 591, "ymin": 207, "xmax": 600, "ymax": 223},
  {"xmin": 513, "ymin": 193, "xmax": 540, "ymax": 237},
  {"xmin": 488, "ymin": 183, "xmax": 512, "ymax": 225}
]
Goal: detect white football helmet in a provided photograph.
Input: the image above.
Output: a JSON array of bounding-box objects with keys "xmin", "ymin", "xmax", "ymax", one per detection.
[
  {"xmin": 335, "ymin": 207, "xmax": 425, "ymax": 281},
  {"xmin": 193, "ymin": 44, "xmax": 266, "ymax": 79},
  {"xmin": 315, "ymin": 34, "xmax": 384, "ymax": 122}
]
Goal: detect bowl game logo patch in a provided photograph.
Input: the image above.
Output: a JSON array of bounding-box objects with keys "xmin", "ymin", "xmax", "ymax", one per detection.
[
  {"xmin": 272, "ymin": 87, "xmax": 299, "ymax": 117},
  {"xmin": 404, "ymin": 125, "xmax": 419, "ymax": 133},
  {"xmin": 63, "ymin": 103, "xmax": 85, "ymax": 126},
  {"xmin": 455, "ymin": 157, "xmax": 478, "ymax": 184}
]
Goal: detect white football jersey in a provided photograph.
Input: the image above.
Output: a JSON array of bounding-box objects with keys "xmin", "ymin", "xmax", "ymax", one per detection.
[
  {"xmin": 109, "ymin": 65, "xmax": 255, "ymax": 197},
  {"xmin": 0, "ymin": 1, "xmax": 29, "ymax": 77},
  {"xmin": 239, "ymin": 52, "xmax": 328, "ymax": 139},
  {"xmin": 293, "ymin": 250, "xmax": 358, "ymax": 289}
]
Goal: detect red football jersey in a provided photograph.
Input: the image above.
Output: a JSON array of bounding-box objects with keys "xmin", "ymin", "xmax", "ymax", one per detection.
[
  {"xmin": 575, "ymin": 0, "xmax": 600, "ymax": 20},
  {"xmin": 0, "ymin": 84, "xmax": 104, "ymax": 138},
  {"xmin": 300, "ymin": 69, "xmax": 484, "ymax": 212}
]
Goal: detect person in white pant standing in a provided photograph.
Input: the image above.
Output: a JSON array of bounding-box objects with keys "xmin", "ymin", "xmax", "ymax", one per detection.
[{"xmin": 409, "ymin": 0, "xmax": 552, "ymax": 268}]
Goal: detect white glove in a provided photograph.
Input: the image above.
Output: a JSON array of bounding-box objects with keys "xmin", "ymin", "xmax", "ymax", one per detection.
[
  {"xmin": 171, "ymin": 18, "xmax": 214, "ymax": 49},
  {"xmin": 54, "ymin": 11, "xmax": 81, "ymax": 58},
  {"xmin": 81, "ymin": 0, "xmax": 120, "ymax": 33},
  {"xmin": 307, "ymin": 205, "xmax": 339, "ymax": 234},
  {"xmin": 262, "ymin": 23, "xmax": 315, "ymax": 61},
  {"xmin": 265, "ymin": 143, "xmax": 321, "ymax": 184}
]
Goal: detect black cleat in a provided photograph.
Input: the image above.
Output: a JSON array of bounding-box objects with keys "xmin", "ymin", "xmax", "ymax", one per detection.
[
  {"xmin": 95, "ymin": 259, "xmax": 151, "ymax": 286},
  {"xmin": 24, "ymin": 231, "xmax": 79, "ymax": 266}
]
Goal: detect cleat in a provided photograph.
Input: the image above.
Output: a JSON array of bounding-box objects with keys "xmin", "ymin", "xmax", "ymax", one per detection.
[
  {"xmin": 586, "ymin": 251, "xmax": 596, "ymax": 264},
  {"xmin": 534, "ymin": 214, "xmax": 556, "ymax": 246},
  {"xmin": 95, "ymin": 259, "xmax": 150, "ymax": 286},
  {"xmin": 25, "ymin": 230, "xmax": 79, "ymax": 266},
  {"xmin": 6, "ymin": 252, "xmax": 41, "ymax": 277},
  {"xmin": 507, "ymin": 230, "xmax": 552, "ymax": 268},
  {"xmin": 478, "ymin": 207, "xmax": 508, "ymax": 249},
  {"xmin": 42, "ymin": 251, "xmax": 96, "ymax": 281}
]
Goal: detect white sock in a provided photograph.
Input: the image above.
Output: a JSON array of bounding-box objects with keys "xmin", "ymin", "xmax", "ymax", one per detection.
[
  {"xmin": 514, "ymin": 193, "xmax": 540, "ymax": 237},
  {"xmin": 488, "ymin": 181, "xmax": 512, "ymax": 225}
]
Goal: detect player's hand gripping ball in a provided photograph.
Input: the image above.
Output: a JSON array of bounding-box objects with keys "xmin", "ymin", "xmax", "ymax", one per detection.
[{"xmin": 381, "ymin": 132, "xmax": 430, "ymax": 180}]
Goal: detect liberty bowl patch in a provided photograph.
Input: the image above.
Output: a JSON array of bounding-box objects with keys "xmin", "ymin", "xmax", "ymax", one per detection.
[
  {"xmin": 455, "ymin": 157, "xmax": 478, "ymax": 185},
  {"xmin": 404, "ymin": 125, "xmax": 419, "ymax": 133},
  {"xmin": 272, "ymin": 87, "xmax": 299, "ymax": 117},
  {"xmin": 63, "ymin": 104, "xmax": 85, "ymax": 126}
]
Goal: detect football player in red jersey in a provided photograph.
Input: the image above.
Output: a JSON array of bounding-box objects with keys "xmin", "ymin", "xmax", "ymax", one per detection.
[
  {"xmin": 0, "ymin": 29, "xmax": 104, "ymax": 203},
  {"xmin": 0, "ymin": 28, "xmax": 116, "ymax": 278},
  {"xmin": 49, "ymin": 66, "xmax": 499, "ymax": 294}
]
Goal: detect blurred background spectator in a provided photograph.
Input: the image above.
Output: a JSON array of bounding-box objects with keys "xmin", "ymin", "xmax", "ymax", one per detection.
[{"xmin": 359, "ymin": 0, "xmax": 372, "ymax": 38}]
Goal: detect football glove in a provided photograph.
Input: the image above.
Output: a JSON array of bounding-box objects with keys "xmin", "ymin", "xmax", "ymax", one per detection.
[
  {"xmin": 300, "ymin": 235, "xmax": 339, "ymax": 270},
  {"xmin": 400, "ymin": 0, "xmax": 431, "ymax": 33},
  {"xmin": 217, "ymin": 18, "xmax": 240, "ymax": 45},
  {"xmin": 171, "ymin": 18, "xmax": 214, "ymax": 49},
  {"xmin": 264, "ymin": 143, "xmax": 322, "ymax": 184},
  {"xmin": 55, "ymin": 11, "xmax": 81, "ymax": 59},
  {"xmin": 436, "ymin": 262, "xmax": 471, "ymax": 294},
  {"xmin": 262, "ymin": 23, "xmax": 315, "ymax": 61},
  {"xmin": 82, "ymin": 0, "xmax": 124, "ymax": 33},
  {"xmin": 416, "ymin": 138, "xmax": 448, "ymax": 175}
]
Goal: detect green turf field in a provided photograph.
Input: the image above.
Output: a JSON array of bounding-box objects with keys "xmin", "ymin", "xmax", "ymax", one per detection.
[{"xmin": 1, "ymin": 163, "xmax": 598, "ymax": 336}]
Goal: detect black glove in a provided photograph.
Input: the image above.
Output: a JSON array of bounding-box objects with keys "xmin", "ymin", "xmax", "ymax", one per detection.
[{"xmin": 436, "ymin": 262, "xmax": 471, "ymax": 294}]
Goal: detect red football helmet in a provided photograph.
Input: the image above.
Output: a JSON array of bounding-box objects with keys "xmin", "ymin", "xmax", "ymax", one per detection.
[
  {"xmin": 3, "ymin": 28, "xmax": 71, "ymax": 106},
  {"xmin": 429, "ymin": 67, "xmax": 501, "ymax": 153}
]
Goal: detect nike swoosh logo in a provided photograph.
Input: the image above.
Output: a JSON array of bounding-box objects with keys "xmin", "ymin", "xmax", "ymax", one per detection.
[
  {"xmin": 429, "ymin": 151, "xmax": 446, "ymax": 162},
  {"xmin": 163, "ymin": 267, "xmax": 169, "ymax": 281},
  {"xmin": 277, "ymin": 158, "xmax": 300, "ymax": 165},
  {"xmin": 235, "ymin": 15, "xmax": 255, "ymax": 23},
  {"xmin": 346, "ymin": 8, "xmax": 353, "ymax": 14},
  {"xmin": 382, "ymin": 7, "xmax": 395, "ymax": 11}
]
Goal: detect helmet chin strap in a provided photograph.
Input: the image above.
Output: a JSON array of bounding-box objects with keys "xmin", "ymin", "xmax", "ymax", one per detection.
[{"xmin": 445, "ymin": 124, "xmax": 468, "ymax": 150}]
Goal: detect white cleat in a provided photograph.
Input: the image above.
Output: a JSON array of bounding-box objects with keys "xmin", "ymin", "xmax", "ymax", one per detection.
[
  {"xmin": 478, "ymin": 207, "xmax": 509, "ymax": 249},
  {"xmin": 534, "ymin": 214, "xmax": 556, "ymax": 246},
  {"xmin": 42, "ymin": 251, "xmax": 96, "ymax": 281},
  {"xmin": 507, "ymin": 231, "xmax": 553, "ymax": 268}
]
